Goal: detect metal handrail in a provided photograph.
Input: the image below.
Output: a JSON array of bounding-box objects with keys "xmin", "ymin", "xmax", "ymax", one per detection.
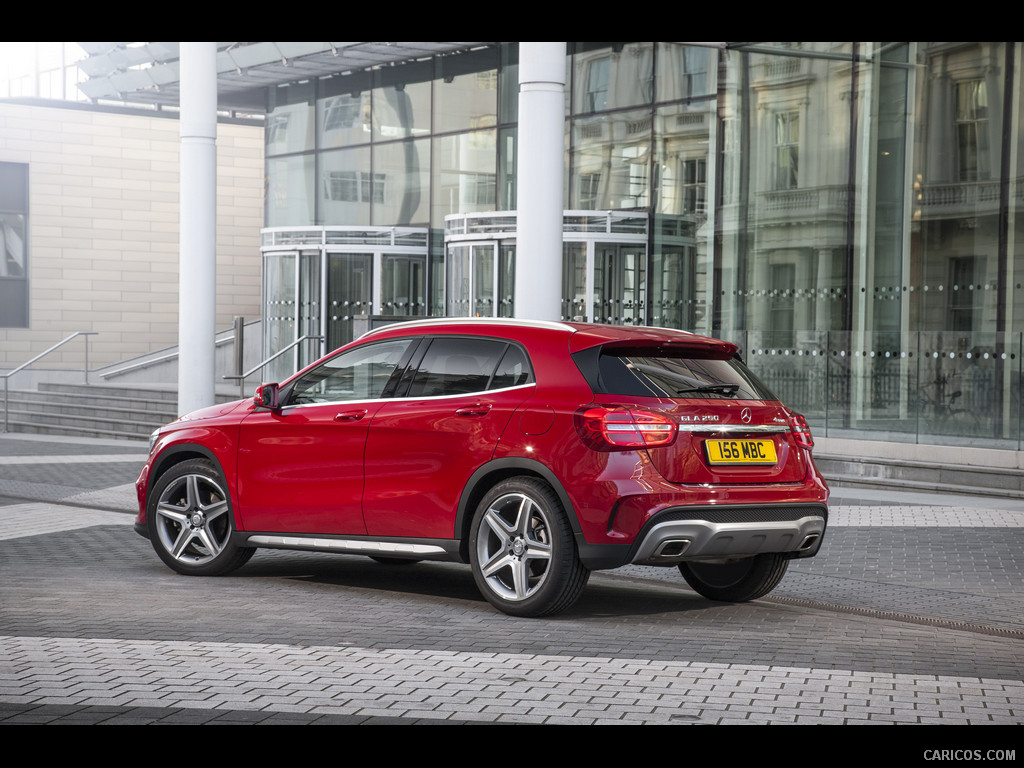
[
  {"xmin": 100, "ymin": 334, "xmax": 236, "ymax": 380},
  {"xmin": 2, "ymin": 331, "xmax": 98, "ymax": 432},
  {"xmin": 223, "ymin": 335, "xmax": 323, "ymax": 398}
]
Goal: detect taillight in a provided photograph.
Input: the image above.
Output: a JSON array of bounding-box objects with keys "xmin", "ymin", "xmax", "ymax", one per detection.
[
  {"xmin": 789, "ymin": 412, "xmax": 814, "ymax": 449},
  {"xmin": 576, "ymin": 406, "xmax": 677, "ymax": 451}
]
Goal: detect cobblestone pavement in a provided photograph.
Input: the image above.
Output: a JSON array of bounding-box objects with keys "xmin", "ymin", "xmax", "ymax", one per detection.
[{"xmin": 1, "ymin": 433, "xmax": 1022, "ymax": 728}]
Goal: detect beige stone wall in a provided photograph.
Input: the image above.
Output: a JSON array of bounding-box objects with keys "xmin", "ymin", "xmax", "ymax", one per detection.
[{"xmin": 0, "ymin": 101, "xmax": 263, "ymax": 370}]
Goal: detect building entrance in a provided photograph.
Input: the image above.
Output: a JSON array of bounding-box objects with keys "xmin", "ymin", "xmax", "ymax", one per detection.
[{"xmin": 261, "ymin": 227, "xmax": 429, "ymax": 381}]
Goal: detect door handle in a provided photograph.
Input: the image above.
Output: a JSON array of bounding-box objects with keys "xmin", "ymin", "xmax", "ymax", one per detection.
[
  {"xmin": 455, "ymin": 403, "xmax": 492, "ymax": 417},
  {"xmin": 335, "ymin": 409, "xmax": 367, "ymax": 422}
]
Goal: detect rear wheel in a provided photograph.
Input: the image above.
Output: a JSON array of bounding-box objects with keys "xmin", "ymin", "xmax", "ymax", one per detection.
[
  {"xmin": 147, "ymin": 459, "xmax": 254, "ymax": 576},
  {"xmin": 469, "ymin": 477, "xmax": 589, "ymax": 617},
  {"xmin": 678, "ymin": 553, "xmax": 788, "ymax": 602}
]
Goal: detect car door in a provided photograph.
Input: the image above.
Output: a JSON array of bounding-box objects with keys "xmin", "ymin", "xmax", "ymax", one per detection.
[
  {"xmin": 361, "ymin": 337, "xmax": 535, "ymax": 539},
  {"xmin": 235, "ymin": 338, "xmax": 414, "ymax": 535}
]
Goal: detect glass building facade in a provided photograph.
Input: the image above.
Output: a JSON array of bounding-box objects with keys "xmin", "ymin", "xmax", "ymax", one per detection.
[{"xmin": 263, "ymin": 42, "xmax": 1024, "ymax": 450}]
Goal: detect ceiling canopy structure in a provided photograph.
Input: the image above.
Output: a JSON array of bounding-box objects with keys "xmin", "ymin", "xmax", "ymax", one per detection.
[{"xmin": 75, "ymin": 42, "xmax": 493, "ymax": 112}]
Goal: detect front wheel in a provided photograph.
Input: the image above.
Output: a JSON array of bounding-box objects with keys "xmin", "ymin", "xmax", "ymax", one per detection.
[
  {"xmin": 469, "ymin": 477, "xmax": 589, "ymax": 617},
  {"xmin": 678, "ymin": 553, "xmax": 788, "ymax": 602},
  {"xmin": 147, "ymin": 459, "xmax": 254, "ymax": 576}
]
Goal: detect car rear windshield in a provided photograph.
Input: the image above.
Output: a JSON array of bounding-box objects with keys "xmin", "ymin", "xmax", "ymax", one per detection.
[{"xmin": 573, "ymin": 346, "xmax": 778, "ymax": 400}]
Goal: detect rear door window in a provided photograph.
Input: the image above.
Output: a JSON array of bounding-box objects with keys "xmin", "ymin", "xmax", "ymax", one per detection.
[{"xmin": 403, "ymin": 337, "xmax": 533, "ymax": 398}]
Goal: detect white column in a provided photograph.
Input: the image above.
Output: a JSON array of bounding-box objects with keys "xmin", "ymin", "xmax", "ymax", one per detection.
[
  {"xmin": 177, "ymin": 42, "xmax": 217, "ymax": 416},
  {"xmin": 514, "ymin": 42, "xmax": 566, "ymax": 321}
]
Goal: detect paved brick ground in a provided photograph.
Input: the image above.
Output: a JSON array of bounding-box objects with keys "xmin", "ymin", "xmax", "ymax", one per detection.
[{"xmin": 1, "ymin": 433, "xmax": 1022, "ymax": 728}]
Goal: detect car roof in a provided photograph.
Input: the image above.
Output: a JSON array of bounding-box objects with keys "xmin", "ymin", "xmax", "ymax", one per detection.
[{"xmin": 360, "ymin": 317, "xmax": 737, "ymax": 356}]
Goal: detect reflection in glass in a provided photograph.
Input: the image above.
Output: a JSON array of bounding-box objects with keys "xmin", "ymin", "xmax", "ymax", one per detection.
[
  {"xmin": 473, "ymin": 244, "xmax": 494, "ymax": 317},
  {"xmin": 561, "ymin": 243, "xmax": 586, "ymax": 320},
  {"xmin": 372, "ymin": 78, "xmax": 431, "ymax": 141},
  {"xmin": 434, "ymin": 61, "xmax": 497, "ymax": 135},
  {"xmin": 373, "ymin": 138, "xmax": 430, "ymax": 225},
  {"xmin": 594, "ymin": 245, "xmax": 646, "ymax": 325},
  {"xmin": 571, "ymin": 110, "xmax": 650, "ymax": 209},
  {"xmin": 263, "ymin": 251, "xmax": 297, "ymax": 382},
  {"xmin": 267, "ymin": 155, "xmax": 315, "ymax": 227},
  {"xmin": 432, "ymin": 130, "xmax": 497, "ymax": 227},
  {"xmin": 327, "ymin": 253, "xmax": 372, "ymax": 352},
  {"xmin": 381, "ymin": 255, "xmax": 426, "ymax": 316},
  {"xmin": 267, "ymin": 82, "xmax": 315, "ymax": 156},
  {"xmin": 0, "ymin": 213, "xmax": 25, "ymax": 277},
  {"xmin": 715, "ymin": 44, "xmax": 852, "ymax": 343},
  {"xmin": 319, "ymin": 147, "xmax": 372, "ymax": 226},
  {"xmin": 499, "ymin": 244, "xmax": 515, "ymax": 318},
  {"xmin": 318, "ymin": 91, "xmax": 371, "ymax": 149},
  {"xmin": 446, "ymin": 245, "xmax": 471, "ymax": 317},
  {"xmin": 657, "ymin": 43, "xmax": 715, "ymax": 101},
  {"xmin": 571, "ymin": 43, "xmax": 653, "ymax": 113}
]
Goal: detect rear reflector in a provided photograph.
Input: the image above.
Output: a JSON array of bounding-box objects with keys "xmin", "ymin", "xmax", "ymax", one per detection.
[{"xmin": 577, "ymin": 406, "xmax": 677, "ymax": 450}]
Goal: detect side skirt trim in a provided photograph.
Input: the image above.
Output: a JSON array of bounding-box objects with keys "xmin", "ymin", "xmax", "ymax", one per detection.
[{"xmin": 233, "ymin": 532, "xmax": 460, "ymax": 561}]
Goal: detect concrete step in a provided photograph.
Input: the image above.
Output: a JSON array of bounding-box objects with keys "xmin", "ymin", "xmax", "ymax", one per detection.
[
  {"xmin": 10, "ymin": 390, "xmax": 178, "ymax": 421},
  {"xmin": 2, "ymin": 384, "xmax": 238, "ymax": 441},
  {"xmin": 814, "ymin": 452, "xmax": 1024, "ymax": 499}
]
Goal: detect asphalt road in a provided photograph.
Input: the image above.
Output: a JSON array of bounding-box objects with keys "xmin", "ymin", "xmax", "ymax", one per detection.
[{"xmin": 1, "ymin": 433, "xmax": 1021, "ymax": 738}]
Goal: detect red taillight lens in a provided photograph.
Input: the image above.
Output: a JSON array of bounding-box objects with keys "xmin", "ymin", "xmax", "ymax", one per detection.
[
  {"xmin": 789, "ymin": 412, "xmax": 814, "ymax": 449},
  {"xmin": 577, "ymin": 407, "xmax": 677, "ymax": 450}
]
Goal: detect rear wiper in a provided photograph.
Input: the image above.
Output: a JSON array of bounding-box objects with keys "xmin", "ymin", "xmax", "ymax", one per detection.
[{"xmin": 675, "ymin": 384, "xmax": 740, "ymax": 397}]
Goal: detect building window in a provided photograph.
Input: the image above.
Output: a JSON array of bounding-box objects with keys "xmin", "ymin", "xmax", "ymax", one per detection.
[
  {"xmin": 585, "ymin": 58, "xmax": 609, "ymax": 112},
  {"xmin": 769, "ymin": 262, "xmax": 795, "ymax": 347},
  {"xmin": 322, "ymin": 96, "xmax": 364, "ymax": 134},
  {"xmin": 720, "ymin": 117, "xmax": 739, "ymax": 205},
  {"xmin": 0, "ymin": 162, "xmax": 28, "ymax": 328},
  {"xmin": 579, "ymin": 173, "xmax": 601, "ymax": 208},
  {"xmin": 323, "ymin": 171, "xmax": 385, "ymax": 204},
  {"xmin": 948, "ymin": 256, "xmax": 979, "ymax": 333},
  {"xmin": 680, "ymin": 158, "xmax": 707, "ymax": 214},
  {"xmin": 267, "ymin": 113, "xmax": 290, "ymax": 145},
  {"xmin": 956, "ymin": 79, "xmax": 990, "ymax": 182},
  {"xmin": 774, "ymin": 111, "xmax": 799, "ymax": 190}
]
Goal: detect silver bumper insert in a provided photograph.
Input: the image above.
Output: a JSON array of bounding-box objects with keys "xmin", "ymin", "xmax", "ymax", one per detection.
[{"xmin": 631, "ymin": 515, "xmax": 826, "ymax": 565}]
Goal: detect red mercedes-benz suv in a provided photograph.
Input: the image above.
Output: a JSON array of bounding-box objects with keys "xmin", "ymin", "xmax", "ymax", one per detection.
[{"xmin": 135, "ymin": 319, "xmax": 828, "ymax": 617}]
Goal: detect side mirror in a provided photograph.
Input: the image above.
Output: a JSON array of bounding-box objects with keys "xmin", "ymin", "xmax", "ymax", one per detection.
[{"xmin": 254, "ymin": 383, "xmax": 280, "ymax": 411}]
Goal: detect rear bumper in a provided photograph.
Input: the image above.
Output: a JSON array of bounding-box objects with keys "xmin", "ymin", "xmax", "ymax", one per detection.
[{"xmin": 576, "ymin": 502, "xmax": 827, "ymax": 570}]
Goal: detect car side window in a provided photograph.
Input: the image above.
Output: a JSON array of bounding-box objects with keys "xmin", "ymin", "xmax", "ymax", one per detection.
[
  {"xmin": 490, "ymin": 344, "xmax": 532, "ymax": 389},
  {"xmin": 406, "ymin": 338, "xmax": 525, "ymax": 398},
  {"xmin": 287, "ymin": 339, "xmax": 411, "ymax": 405}
]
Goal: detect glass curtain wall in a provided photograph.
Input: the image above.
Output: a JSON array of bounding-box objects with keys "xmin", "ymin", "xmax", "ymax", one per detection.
[
  {"xmin": 709, "ymin": 42, "xmax": 1024, "ymax": 448},
  {"xmin": 263, "ymin": 42, "xmax": 1024, "ymax": 448}
]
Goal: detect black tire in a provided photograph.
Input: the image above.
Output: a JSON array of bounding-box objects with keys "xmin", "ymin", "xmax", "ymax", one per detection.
[
  {"xmin": 678, "ymin": 553, "xmax": 788, "ymax": 602},
  {"xmin": 369, "ymin": 556, "xmax": 421, "ymax": 565},
  {"xmin": 147, "ymin": 459, "xmax": 254, "ymax": 576},
  {"xmin": 469, "ymin": 477, "xmax": 589, "ymax": 617}
]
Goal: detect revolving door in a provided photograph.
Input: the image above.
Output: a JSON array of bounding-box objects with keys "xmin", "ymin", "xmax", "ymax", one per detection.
[{"xmin": 261, "ymin": 227, "xmax": 429, "ymax": 381}]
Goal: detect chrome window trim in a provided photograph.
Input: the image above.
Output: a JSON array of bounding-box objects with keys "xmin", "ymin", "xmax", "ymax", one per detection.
[{"xmin": 278, "ymin": 382, "xmax": 537, "ymax": 411}]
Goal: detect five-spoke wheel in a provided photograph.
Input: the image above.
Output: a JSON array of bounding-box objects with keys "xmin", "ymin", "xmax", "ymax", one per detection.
[
  {"xmin": 147, "ymin": 459, "xmax": 254, "ymax": 576},
  {"xmin": 469, "ymin": 477, "xmax": 588, "ymax": 617}
]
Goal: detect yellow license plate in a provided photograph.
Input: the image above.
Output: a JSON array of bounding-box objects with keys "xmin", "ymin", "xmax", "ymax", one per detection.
[{"xmin": 705, "ymin": 438, "xmax": 778, "ymax": 465}]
